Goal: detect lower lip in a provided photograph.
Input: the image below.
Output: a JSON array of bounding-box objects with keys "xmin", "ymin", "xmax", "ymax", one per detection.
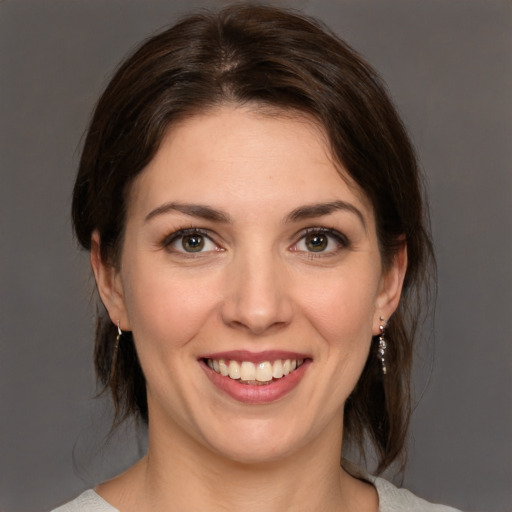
[{"xmin": 201, "ymin": 360, "xmax": 310, "ymax": 404}]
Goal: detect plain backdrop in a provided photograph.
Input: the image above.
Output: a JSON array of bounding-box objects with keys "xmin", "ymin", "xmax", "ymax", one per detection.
[{"xmin": 1, "ymin": 1, "xmax": 510, "ymax": 511}]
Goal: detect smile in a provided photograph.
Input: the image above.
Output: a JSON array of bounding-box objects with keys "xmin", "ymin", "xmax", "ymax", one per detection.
[
  {"xmin": 200, "ymin": 350, "xmax": 311, "ymax": 403},
  {"xmin": 205, "ymin": 358, "xmax": 305, "ymax": 385}
]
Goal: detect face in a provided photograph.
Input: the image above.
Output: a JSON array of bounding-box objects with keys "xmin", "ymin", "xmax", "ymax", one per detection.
[{"xmin": 93, "ymin": 106, "xmax": 405, "ymax": 464}]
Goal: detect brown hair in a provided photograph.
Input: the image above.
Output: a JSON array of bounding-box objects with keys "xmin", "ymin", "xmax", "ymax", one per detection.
[{"xmin": 72, "ymin": 4, "xmax": 434, "ymax": 473}]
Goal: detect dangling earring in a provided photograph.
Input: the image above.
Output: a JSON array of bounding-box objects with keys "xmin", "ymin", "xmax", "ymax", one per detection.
[
  {"xmin": 377, "ymin": 316, "xmax": 387, "ymax": 375},
  {"xmin": 110, "ymin": 321, "xmax": 122, "ymax": 382}
]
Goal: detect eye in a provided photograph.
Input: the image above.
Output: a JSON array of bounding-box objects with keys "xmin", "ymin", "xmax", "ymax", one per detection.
[
  {"xmin": 303, "ymin": 232, "xmax": 329, "ymax": 252},
  {"xmin": 165, "ymin": 229, "xmax": 220, "ymax": 254},
  {"xmin": 292, "ymin": 228, "xmax": 348, "ymax": 255}
]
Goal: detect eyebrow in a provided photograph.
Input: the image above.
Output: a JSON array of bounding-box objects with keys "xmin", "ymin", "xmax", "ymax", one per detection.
[
  {"xmin": 144, "ymin": 199, "xmax": 366, "ymax": 228},
  {"xmin": 145, "ymin": 202, "xmax": 231, "ymax": 223},
  {"xmin": 285, "ymin": 200, "xmax": 366, "ymax": 228}
]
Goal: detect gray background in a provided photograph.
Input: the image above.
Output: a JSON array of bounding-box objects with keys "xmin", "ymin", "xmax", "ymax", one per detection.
[{"xmin": 1, "ymin": 1, "xmax": 510, "ymax": 511}]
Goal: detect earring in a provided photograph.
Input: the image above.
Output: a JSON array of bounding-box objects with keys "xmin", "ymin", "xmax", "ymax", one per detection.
[
  {"xmin": 109, "ymin": 321, "xmax": 122, "ymax": 382},
  {"xmin": 377, "ymin": 316, "xmax": 387, "ymax": 375}
]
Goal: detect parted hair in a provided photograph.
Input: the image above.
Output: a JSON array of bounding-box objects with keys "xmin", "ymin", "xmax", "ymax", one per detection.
[{"xmin": 72, "ymin": 4, "xmax": 434, "ymax": 473}]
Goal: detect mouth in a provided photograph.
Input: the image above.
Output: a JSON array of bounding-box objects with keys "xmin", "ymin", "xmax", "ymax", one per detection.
[
  {"xmin": 204, "ymin": 358, "xmax": 305, "ymax": 385},
  {"xmin": 199, "ymin": 351, "xmax": 311, "ymax": 404}
]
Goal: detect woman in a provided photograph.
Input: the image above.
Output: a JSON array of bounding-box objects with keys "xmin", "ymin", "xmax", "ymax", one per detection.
[{"xmin": 54, "ymin": 4, "xmax": 461, "ymax": 511}]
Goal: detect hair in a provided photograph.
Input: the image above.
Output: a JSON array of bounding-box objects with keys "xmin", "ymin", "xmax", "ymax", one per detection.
[{"xmin": 72, "ymin": 4, "xmax": 434, "ymax": 474}]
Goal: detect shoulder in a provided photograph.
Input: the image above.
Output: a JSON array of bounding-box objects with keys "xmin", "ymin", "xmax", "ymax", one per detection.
[
  {"xmin": 51, "ymin": 490, "xmax": 119, "ymax": 512},
  {"xmin": 342, "ymin": 460, "xmax": 463, "ymax": 512},
  {"xmin": 372, "ymin": 476, "xmax": 463, "ymax": 512}
]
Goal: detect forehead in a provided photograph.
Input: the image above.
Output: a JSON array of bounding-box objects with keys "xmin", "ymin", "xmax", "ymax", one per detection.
[{"xmin": 128, "ymin": 106, "xmax": 372, "ymax": 221}]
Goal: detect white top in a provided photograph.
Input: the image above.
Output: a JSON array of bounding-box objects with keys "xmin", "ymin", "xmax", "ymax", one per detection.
[{"xmin": 51, "ymin": 472, "xmax": 463, "ymax": 512}]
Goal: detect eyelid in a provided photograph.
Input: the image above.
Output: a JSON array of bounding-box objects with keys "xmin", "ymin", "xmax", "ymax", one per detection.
[
  {"xmin": 290, "ymin": 227, "xmax": 350, "ymax": 254},
  {"xmin": 160, "ymin": 226, "xmax": 349, "ymax": 256},
  {"xmin": 161, "ymin": 227, "xmax": 222, "ymax": 254}
]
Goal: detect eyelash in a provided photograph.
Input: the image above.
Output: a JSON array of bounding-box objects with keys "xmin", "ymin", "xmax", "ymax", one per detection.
[
  {"xmin": 160, "ymin": 226, "xmax": 350, "ymax": 257},
  {"xmin": 291, "ymin": 227, "xmax": 350, "ymax": 258},
  {"xmin": 161, "ymin": 228, "xmax": 220, "ymax": 256}
]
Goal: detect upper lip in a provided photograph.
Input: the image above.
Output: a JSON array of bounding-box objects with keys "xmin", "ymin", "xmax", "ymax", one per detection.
[{"xmin": 199, "ymin": 350, "xmax": 311, "ymax": 364}]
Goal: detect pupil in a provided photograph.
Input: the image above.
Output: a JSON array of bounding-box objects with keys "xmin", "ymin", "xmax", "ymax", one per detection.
[
  {"xmin": 182, "ymin": 234, "xmax": 204, "ymax": 252},
  {"xmin": 306, "ymin": 233, "xmax": 327, "ymax": 252}
]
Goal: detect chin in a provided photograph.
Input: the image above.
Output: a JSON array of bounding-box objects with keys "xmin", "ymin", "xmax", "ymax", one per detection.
[
  {"xmin": 207, "ymin": 432, "xmax": 300, "ymax": 466},
  {"xmin": 196, "ymin": 413, "xmax": 323, "ymax": 466}
]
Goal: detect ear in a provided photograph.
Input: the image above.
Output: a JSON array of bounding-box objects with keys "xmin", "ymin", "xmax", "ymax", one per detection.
[
  {"xmin": 90, "ymin": 231, "xmax": 130, "ymax": 331},
  {"xmin": 372, "ymin": 242, "xmax": 408, "ymax": 335}
]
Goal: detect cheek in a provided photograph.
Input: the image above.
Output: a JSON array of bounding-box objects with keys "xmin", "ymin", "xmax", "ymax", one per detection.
[
  {"xmin": 121, "ymin": 262, "xmax": 221, "ymax": 352},
  {"xmin": 298, "ymin": 269, "xmax": 380, "ymax": 347}
]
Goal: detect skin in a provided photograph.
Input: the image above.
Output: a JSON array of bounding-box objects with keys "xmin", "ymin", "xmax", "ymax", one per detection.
[{"xmin": 91, "ymin": 106, "xmax": 407, "ymax": 512}]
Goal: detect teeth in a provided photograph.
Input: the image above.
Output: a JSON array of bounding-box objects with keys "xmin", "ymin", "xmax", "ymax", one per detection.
[
  {"xmin": 272, "ymin": 360, "xmax": 284, "ymax": 378},
  {"xmin": 219, "ymin": 359, "xmax": 229, "ymax": 376},
  {"xmin": 228, "ymin": 360, "xmax": 241, "ymax": 379},
  {"xmin": 240, "ymin": 361, "xmax": 255, "ymax": 381},
  {"xmin": 207, "ymin": 358, "xmax": 304, "ymax": 383},
  {"xmin": 256, "ymin": 361, "xmax": 273, "ymax": 382}
]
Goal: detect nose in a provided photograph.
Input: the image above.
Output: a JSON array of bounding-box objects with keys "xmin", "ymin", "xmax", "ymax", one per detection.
[{"xmin": 220, "ymin": 249, "xmax": 293, "ymax": 336}]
